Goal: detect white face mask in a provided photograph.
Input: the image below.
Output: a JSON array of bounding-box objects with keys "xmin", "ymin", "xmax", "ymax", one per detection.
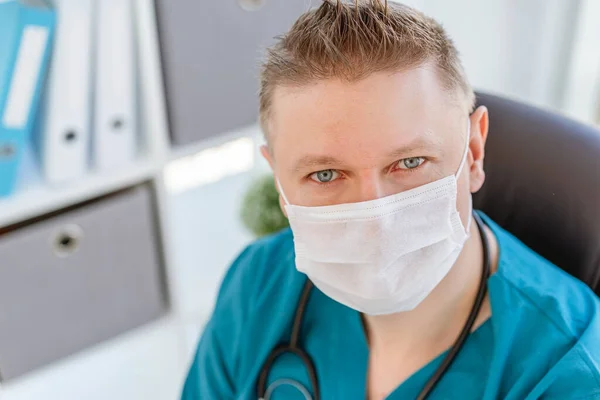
[{"xmin": 278, "ymin": 121, "xmax": 472, "ymax": 315}]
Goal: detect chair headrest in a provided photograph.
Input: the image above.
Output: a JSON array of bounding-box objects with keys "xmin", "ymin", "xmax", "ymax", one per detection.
[{"xmin": 472, "ymin": 93, "xmax": 600, "ymax": 296}]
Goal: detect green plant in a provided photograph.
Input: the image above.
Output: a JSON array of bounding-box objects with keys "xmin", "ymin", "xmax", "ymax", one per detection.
[{"xmin": 240, "ymin": 174, "xmax": 289, "ymax": 237}]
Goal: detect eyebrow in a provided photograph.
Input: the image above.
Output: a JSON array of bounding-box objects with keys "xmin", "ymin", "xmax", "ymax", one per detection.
[
  {"xmin": 291, "ymin": 136, "xmax": 441, "ymax": 173},
  {"xmin": 292, "ymin": 155, "xmax": 341, "ymax": 172},
  {"xmin": 385, "ymin": 136, "xmax": 440, "ymax": 160}
]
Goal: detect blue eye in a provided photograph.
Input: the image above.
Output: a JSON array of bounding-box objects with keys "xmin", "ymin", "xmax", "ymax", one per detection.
[
  {"xmin": 310, "ymin": 169, "xmax": 339, "ymax": 183},
  {"xmin": 398, "ymin": 157, "xmax": 425, "ymax": 170}
]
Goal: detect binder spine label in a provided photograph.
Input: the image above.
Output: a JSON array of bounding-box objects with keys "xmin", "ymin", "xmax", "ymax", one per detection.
[{"xmin": 3, "ymin": 25, "xmax": 48, "ymax": 129}]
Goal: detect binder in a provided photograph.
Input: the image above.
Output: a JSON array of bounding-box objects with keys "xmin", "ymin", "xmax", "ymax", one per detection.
[
  {"xmin": 93, "ymin": 0, "xmax": 137, "ymax": 170},
  {"xmin": 34, "ymin": 0, "xmax": 93, "ymax": 185},
  {"xmin": 0, "ymin": 0, "xmax": 55, "ymax": 197}
]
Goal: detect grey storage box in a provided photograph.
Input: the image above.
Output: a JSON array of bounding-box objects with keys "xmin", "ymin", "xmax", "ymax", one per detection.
[
  {"xmin": 0, "ymin": 184, "xmax": 168, "ymax": 381},
  {"xmin": 155, "ymin": 0, "xmax": 313, "ymax": 146}
]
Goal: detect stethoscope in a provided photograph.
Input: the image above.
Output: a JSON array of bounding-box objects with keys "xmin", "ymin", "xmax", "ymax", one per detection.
[{"xmin": 257, "ymin": 211, "xmax": 491, "ymax": 400}]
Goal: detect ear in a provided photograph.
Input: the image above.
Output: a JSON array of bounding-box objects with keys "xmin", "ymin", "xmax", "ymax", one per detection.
[
  {"xmin": 260, "ymin": 144, "xmax": 275, "ymax": 170},
  {"xmin": 468, "ymin": 106, "xmax": 489, "ymax": 193},
  {"xmin": 260, "ymin": 144, "xmax": 289, "ymax": 217},
  {"xmin": 278, "ymin": 194, "xmax": 288, "ymax": 218}
]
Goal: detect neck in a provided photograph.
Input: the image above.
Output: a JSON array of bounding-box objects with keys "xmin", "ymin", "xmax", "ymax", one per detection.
[{"xmin": 362, "ymin": 220, "xmax": 498, "ymax": 353}]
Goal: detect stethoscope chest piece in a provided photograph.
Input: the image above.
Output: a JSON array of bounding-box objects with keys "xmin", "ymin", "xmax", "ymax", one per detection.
[{"xmin": 261, "ymin": 378, "xmax": 313, "ymax": 400}]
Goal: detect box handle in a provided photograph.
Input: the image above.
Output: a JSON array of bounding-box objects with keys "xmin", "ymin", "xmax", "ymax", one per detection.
[{"xmin": 52, "ymin": 224, "xmax": 84, "ymax": 258}]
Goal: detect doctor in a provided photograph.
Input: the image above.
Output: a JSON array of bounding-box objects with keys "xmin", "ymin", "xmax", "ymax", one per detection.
[{"xmin": 182, "ymin": 1, "xmax": 600, "ymax": 399}]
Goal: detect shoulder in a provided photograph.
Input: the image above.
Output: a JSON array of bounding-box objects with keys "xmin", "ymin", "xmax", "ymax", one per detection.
[
  {"xmin": 485, "ymin": 213, "xmax": 600, "ymax": 339},
  {"xmin": 209, "ymin": 227, "xmax": 309, "ymax": 348},
  {"xmin": 480, "ymin": 213, "xmax": 600, "ymax": 397},
  {"xmin": 215, "ymin": 227, "xmax": 302, "ymax": 314},
  {"xmin": 182, "ymin": 228, "xmax": 304, "ymax": 397}
]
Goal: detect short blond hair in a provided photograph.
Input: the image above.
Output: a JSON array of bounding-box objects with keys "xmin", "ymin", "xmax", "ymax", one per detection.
[{"xmin": 259, "ymin": 0, "xmax": 475, "ymax": 132}]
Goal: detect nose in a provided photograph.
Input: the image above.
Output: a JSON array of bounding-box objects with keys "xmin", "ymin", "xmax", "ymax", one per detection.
[{"xmin": 356, "ymin": 170, "xmax": 386, "ymax": 202}]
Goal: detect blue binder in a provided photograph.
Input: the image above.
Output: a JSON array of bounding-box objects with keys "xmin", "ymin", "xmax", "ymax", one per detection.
[{"xmin": 0, "ymin": 0, "xmax": 55, "ymax": 197}]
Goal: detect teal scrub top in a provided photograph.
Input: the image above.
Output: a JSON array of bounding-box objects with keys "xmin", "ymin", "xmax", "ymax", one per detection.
[{"xmin": 182, "ymin": 212, "xmax": 600, "ymax": 399}]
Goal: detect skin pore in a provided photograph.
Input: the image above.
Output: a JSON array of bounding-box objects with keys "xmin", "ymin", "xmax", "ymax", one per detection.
[{"xmin": 261, "ymin": 65, "xmax": 499, "ymax": 399}]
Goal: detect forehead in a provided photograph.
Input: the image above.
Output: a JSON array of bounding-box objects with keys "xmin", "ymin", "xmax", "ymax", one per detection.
[{"xmin": 267, "ymin": 66, "xmax": 463, "ymax": 164}]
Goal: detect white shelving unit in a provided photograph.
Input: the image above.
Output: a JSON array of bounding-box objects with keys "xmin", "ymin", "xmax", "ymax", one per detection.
[
  {"xmin": 0, "ymin": 158, "xmax": 159, "ymax": 228},
  {"xmin": 0, "ymin": 0, "xmax": 217, "ymax": 399}
]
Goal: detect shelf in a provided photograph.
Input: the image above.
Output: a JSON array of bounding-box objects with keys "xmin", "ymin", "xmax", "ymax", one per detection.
[
  {"xmin": 0, "ymin": 315, "xmax": 187, "ymax": 400},
  {"xmin": 168, "ymin": 124, "xmax": 263, "ymax": 163},
  {"xmin": 0, "ymin": 157, "xmax": 160, "ymax": 229}
]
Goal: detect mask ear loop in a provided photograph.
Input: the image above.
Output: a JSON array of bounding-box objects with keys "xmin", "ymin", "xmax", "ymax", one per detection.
[
  {"xmin": 465, "ymin": 196, "xmax": 473, "ymax": 235},
  {"xmin": 457, "ymin": 119, "xmax": 473, "ymax": 234},
  {"xmin": 276, "ymin": 178, "xmax": 291, "ymax": 205},
  {"xmin": 455, "ymin": 119, "xmax": 471, "ymax": 178}
]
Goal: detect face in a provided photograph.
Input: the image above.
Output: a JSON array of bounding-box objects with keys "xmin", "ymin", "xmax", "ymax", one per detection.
[{"xmin": 262, "ymin": 65, "xmax": 489, "ymax": 227}]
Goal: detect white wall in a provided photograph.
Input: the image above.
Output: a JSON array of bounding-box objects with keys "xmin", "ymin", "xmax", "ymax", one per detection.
[
  {"xmin": 394, "ymin": 0, "xmax": 582, "ymax": 113},
  {"xmin": 562, "ymin": 0, "xmax": 600, "ymax": 124}
]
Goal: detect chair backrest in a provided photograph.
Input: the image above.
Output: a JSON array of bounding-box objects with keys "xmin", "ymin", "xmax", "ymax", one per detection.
[{"xmin": 472, "ymin": 92, "xmax": 600, "ymax": 296}]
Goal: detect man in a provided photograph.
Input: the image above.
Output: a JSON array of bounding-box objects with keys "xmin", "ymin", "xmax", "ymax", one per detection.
[{"xmin": 182, "ymin": 1, "xmax": 600, "ymax": 399}]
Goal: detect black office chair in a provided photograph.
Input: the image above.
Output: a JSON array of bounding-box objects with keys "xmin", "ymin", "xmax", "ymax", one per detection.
[{"xmin": 472, "ymin": 92, "xmax": 600, "ymax": 297}]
